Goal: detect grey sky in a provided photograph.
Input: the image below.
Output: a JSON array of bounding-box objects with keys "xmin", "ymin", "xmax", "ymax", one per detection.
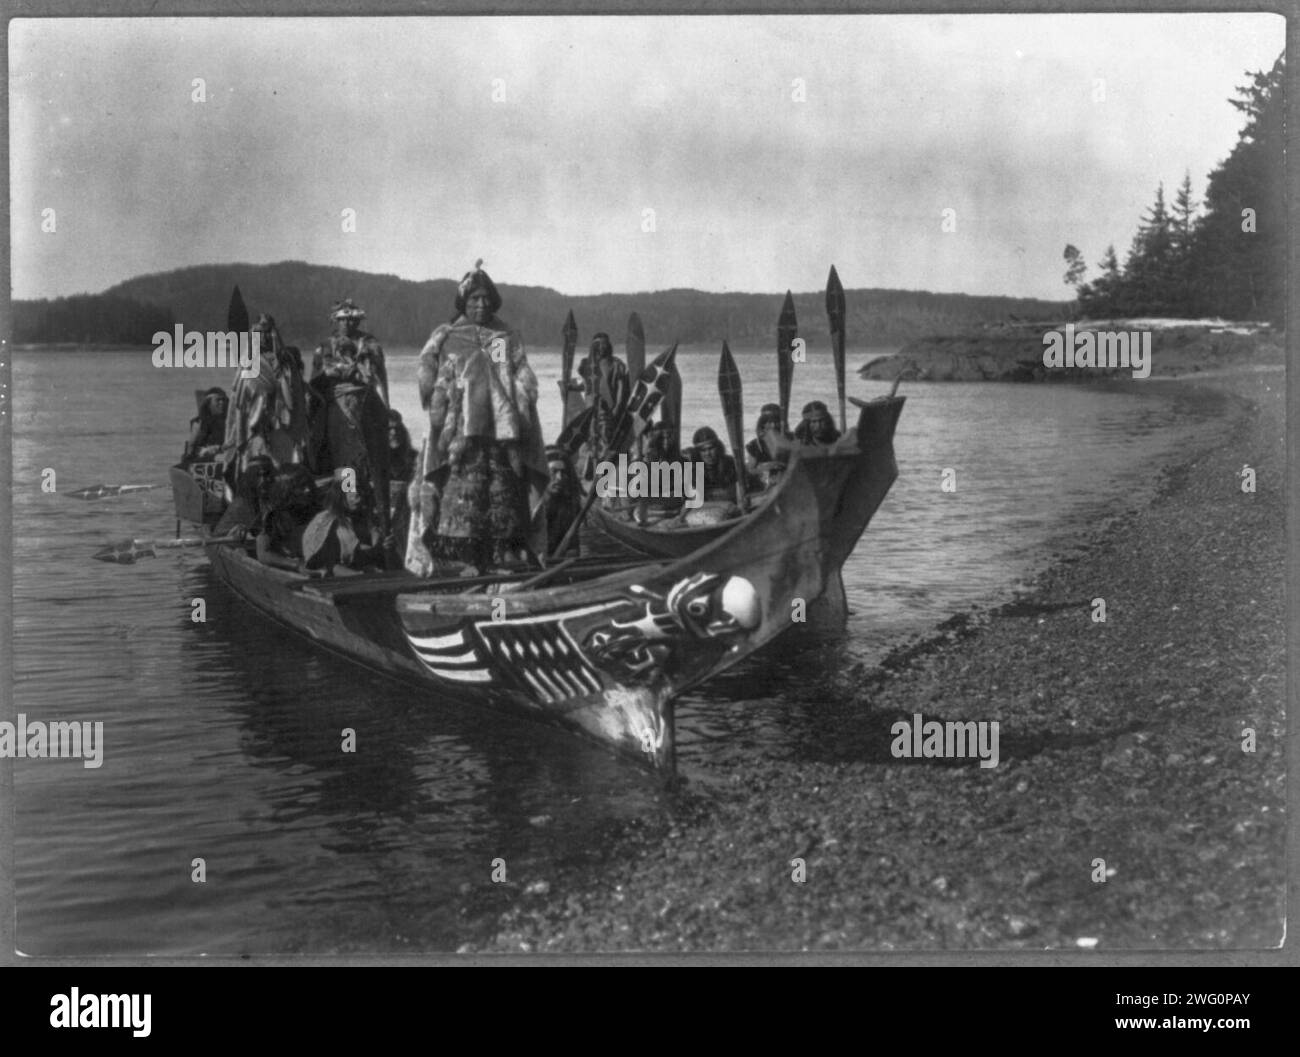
[{"xmin": 9, "ymin": 13, "xmax": 1284, "ymax": 300}]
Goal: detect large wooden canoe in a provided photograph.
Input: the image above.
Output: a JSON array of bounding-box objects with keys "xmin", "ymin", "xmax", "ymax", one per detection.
[{"xmin": 185, "ymin": 394, "xmax": 904, "ymax": 769}]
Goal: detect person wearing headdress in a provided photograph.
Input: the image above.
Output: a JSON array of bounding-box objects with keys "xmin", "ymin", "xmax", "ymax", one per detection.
[
  {"xmin": 744, "ymin": 402, "xmax": 792, "ymax": 491},
  {"xmin": 311, "ymin": 298, "xmax": 389, "ymax": 406},
  {"xmin": 405, "ymin": 261, "xmax": 548, "ymax": 576},
  {"xmin": 793, "ymin": 400, "xmax": 841, "ymax": 447},
  {"xmin": 576, "ymin": 332, "xmax": 630, "ymax": 460},
  {"xmin": 688, "ymin": 426, "xmax": 739, "ymax": 502},
  {"xmin": 182, "ymin": 387, "xmax": 229, "ymax": 465},
  {"xmin": 306, "ymin": 299, "xmax": 392, "ymax": 550},
  {"xmin": 218, "ymin": 312, "xmax": 311, "ymax": 482}
]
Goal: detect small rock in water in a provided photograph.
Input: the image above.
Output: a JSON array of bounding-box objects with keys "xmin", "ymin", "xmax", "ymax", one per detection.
[
  {"xmin": 528, "ymin": 814, "xmax": 553, "ymax": 827},
  {"xmin": 525, "ymin": 880, "xmax": 550, "ymax": 896}
]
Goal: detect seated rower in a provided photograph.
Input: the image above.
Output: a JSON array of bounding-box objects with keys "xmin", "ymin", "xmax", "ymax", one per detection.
[
  {"xmin": 633, "ymin": 422, "xmax": 687, "ymax": 520},
  {"xmin": 744, "ymin": 403, "xmax": 791, "ymax": 489},
  {"xmin": 214, "ymin": 455, "xmax": 276, "ymax": 540},
  {"xmin": 386, "ymin": 409, "xmax": 418, "ymax": 559},
  {"xmin": 542, "ymin": 444, "xmax": 582, "ymax": 557},
  {"xmin": 794, "ymin": 400, "xmax": 841, "ymax": 447},
  {"xmin": 302, "ymin": 477, "xmax": 388, "ymax": 576},
  {"xmin": 688, "ymin": 426, "xmax": 739, "ymax": 502},
  {"xmin": 182, "ymin": 388, "xmax": 229, "ymax": 466},
  {"xmin": 256, "ymin": 465, "xmax": 320, "ymax": 571}
]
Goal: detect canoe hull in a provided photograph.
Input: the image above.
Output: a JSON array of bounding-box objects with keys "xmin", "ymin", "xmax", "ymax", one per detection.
[{"xmin": 193, "ymin": 395, "xmax": 904, "ymax": 769}]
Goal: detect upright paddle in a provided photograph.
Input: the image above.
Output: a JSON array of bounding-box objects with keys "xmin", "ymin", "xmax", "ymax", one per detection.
[
  {"xmin": 626, "ymin": 312, "xmax": 646, "ymax": 461},
  {"xmin": 550, "ymin": 343, "xmax": 680, "ymax": 559},
  {"xmin": 663, "ymin": 360, "xmax": 683, "ymax": 453},
  {"xmin": 559, "ymin": 309, "xmax": 578, "ymax": 426},
  {"xmin": 626, "ymin": 312, "xmax": 645, "ymax": 380},
  {"xmin": 718, "ymin": 341, "xmax": 748, "ymax": 512},
  {"xmin": 826, "ymin": 265, "xmax": 847, "ymax": 434},
  {"xmin": 777, "ymin": 290, "xmax": 797, "ymax": 436},
  {"xmin": 228, "ymin": 284, "xmax": 250, "ymax": 335}
]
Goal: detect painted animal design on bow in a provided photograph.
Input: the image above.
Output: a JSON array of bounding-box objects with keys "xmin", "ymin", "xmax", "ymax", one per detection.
[{"xmin": 585, "ymin": 572, "xmax": 762, "ymax": 679}]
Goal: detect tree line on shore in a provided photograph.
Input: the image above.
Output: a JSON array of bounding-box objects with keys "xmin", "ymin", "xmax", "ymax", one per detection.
[
  {"xmin": 15, "ymin": 263, "xmax": 1067, "ymax": 351},
  {"xmin": 1065, "ymin": 54, "xmax": 1285, "ymax": 325}
]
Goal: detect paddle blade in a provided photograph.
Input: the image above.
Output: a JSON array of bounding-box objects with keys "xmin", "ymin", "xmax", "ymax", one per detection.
[
  {"xmin": 777, "ymin": 290, "xmax": 797, "ymax": 434},
  {"xmin": 663, "ymin": 359, "xmax": 683, "ymax": 450},
  {"xmin": 826, "ymin": 265, "xmax": 848, "ymax": 431},
  {"xmin": 561, "ymin": 310, "xmax": 578, "ymax": 378},
  {"xmin": 825, "ymin": 266, "xmax": 845, "ymax": 335},
  {"xmin": 718, "ymin": 340, "xmax": 744, "ymax": 443},
  {"xmin": 228, "ymin": 285, "xmax": 250, "ymax": 335},
  {"xmin": 611, "ymin": 343, "xmax": 679, "ymax": 452},
  {"xmin": 93, "ymin": 540, "xmax": 156, "ymax": 564},
  {"xmin": 719, "ymin": 341, "xmax": 747, "ymax": 506},
  {"xmin": 559, "ymin": 309, "xmax": 579, "ymax": 425},
  {"xmin": 626, "ymin": 312, "xmax": 645, "ymax": 379}
]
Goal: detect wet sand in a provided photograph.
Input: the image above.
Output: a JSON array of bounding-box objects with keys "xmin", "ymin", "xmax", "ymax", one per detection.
[{"xmin": 472, "ymin": 367, "xmax": 1286, "ymax": 955}]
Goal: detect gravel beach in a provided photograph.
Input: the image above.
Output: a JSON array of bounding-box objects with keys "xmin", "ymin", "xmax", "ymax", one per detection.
[{"xmin": 473, "ymin": 366, "xmax": 1286, "ymax": 955}]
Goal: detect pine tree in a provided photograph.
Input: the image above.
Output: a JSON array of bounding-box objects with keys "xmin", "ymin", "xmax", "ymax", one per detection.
[
  {"xmin": 1193, "ymin": 53, "xmax": 1285, "ymax": 322},
  {"xmin": 1169, "ymin": 173, "xmax": 1198, "ymax": 315},
  {"xmin": 1063, "ymin": 244, "xmax": 1087, "ymax": 319}
]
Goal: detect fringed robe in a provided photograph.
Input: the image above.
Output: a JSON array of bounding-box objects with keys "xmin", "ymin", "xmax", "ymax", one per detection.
[
  {"xmin": 222, "ymin": 340, "xmax": 310, "ymax": 475},
  {"xmin": 405, "ymin": 316, "xmax": 547, "ymax": 575}
]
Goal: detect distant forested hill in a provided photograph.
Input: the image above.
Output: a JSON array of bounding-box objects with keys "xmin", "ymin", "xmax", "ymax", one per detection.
[{"xmin": 16, "ymin": 260, "xmax": 1068, "ymax": 349}]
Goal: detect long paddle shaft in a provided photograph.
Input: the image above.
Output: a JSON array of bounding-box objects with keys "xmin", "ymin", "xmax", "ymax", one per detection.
[
  {"xmin": 626, "ymin": 312, "xmax": 646, "ymax": 463},
  {"xmin": 718, "ymin": 341, "xmax": 748, "ymax": 511},
  {"xmin": 826, "ymin": 265, "xmax": 847, "ymax": 434},
  {"xmin": 559, "ymin": 309, "xmax": 578, "ymax": 426}
]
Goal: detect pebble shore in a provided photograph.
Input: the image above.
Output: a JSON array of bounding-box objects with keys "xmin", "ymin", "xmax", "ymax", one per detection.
[{"xmin": 477, "ymin": 367, "xmax": 1286, "ymax": 955}]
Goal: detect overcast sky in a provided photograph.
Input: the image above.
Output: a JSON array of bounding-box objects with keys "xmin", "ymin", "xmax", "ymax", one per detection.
[{"xmin": 9, "ymin": 14, "xmax": 1285, "ymax": 301}]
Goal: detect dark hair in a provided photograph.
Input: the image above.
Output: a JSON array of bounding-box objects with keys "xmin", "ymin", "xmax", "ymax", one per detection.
[
  {"xmin": 453, "ymin": 268, "xmax": 502, "ymax": 319},
  {"xmin": 322, "ymin": 476, "xmax": 370, "ymax": 518},
  {"xmin": 386, "ymin": 410, "xmax": 412, "ymax": 448}
]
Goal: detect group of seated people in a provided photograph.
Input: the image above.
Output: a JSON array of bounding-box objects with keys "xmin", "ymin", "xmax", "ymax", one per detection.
[
  {"xmin": 602, "ymin": 399, "xmax": 845, "ymax": 524},
  {"xmin": 204, "ymin": 411, "xmax": 419, "ymax": 576},
  {"xmin": 181, "ymin": 287, "xmax": 849, "ymax": 574},
  {"xmin": 179, "ymin": 298, "xmax": 420, "ymax": 576}
]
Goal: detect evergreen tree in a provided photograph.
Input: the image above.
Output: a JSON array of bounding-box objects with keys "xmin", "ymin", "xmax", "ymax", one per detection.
[
  {"xmin": 1194, "ymin": 53, "xmax": 1285, "ymax": 322},
  {"xmin": 1169, "ymin": 172, "xmax": 1198, "ymax": 314},
  {"xmin": 1062, "ymin": 244, "xmax": 1087, "ymax": 318}
]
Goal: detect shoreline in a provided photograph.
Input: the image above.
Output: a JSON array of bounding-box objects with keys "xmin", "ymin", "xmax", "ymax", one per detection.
[{"xmin": 471, "ymin": 365, "xmax": 1285, "ymax": 954}]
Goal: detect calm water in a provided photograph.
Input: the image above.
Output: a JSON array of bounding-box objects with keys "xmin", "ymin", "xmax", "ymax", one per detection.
[{"xmin": 10, "ymin": 345, "xmax": 1232, "ymax": 954}]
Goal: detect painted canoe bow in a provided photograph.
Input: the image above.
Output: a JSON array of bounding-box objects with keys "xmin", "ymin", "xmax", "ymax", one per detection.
[{"xmin": 185, "ymin": 395, "xmax": 904, "ymax": 769}]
